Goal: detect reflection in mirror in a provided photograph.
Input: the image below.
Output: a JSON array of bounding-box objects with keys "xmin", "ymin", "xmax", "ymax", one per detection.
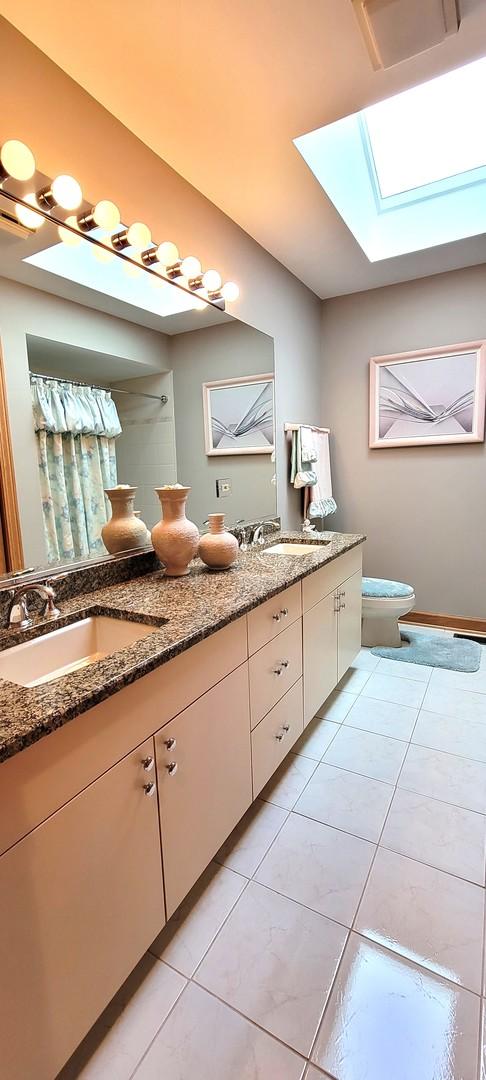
[{"xmin": 0, "ymin": 199, "xmax": 276, "ymax": 575}]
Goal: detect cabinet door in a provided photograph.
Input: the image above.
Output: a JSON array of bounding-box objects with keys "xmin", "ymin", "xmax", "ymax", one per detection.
[
  {"xmin": 303, "ymin": 591, "xmax": 338, "ymax": 725},
  {"xmin": 338, "ymin": 569, "xmax": 362, "ymax": 681},
  {"xmin": 0, "ymin": 738, "xmax": 165, "ymax": 1080},
  {"xmin": 157, "ymin": 664, "xmax": 252, "ymax": 917}
]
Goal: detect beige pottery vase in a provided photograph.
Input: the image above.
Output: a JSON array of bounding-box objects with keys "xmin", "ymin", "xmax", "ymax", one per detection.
[
  {"xmin": 198, "ymin": 513, "xmax": 239, "ymax": 570},
  {"xmin": 102, "ymin": 486, "xmax": 149, "ymax": 554},
  {"xmin": 152, "ymin": 486, "xmax": 199, "ymax": 577}
]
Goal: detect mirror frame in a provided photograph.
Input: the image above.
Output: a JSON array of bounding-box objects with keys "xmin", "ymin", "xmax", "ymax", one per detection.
[{"xmin": 0, "ymin": 342, "xmax": 23, "ymax": 572}]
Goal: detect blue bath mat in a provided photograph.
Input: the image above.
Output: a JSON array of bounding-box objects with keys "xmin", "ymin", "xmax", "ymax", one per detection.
[{"xmin": 371, "ymin": 631, "xmax": 482, "ymax": 672}]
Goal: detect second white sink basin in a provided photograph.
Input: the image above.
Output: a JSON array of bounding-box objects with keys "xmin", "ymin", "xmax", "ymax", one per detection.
[
  {"xmin": 0, "ymin": 615, "xmax": 158, "ymax": 688},
  {"xmin": 263, "ymin": 542, "xmax": 321, "ymax": 555}
]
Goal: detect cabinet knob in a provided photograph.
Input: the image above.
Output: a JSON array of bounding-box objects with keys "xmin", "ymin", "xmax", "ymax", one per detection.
[
  {"xmin": 164, "ymin": 737, "xmax": 177, "ymax": 750},
  {"xmin": 280, "ymin": 607, "xmax": 289, "ymax": 617},
  {"xmin": 275, "ymin": 731, "xmax": 284, "ymax": 741},
  {"xmin": 272, "ymin": 612, "xmax": 281, "ymax": 622},
  {"xmin": 282, "ymin": 723, "xmax": 290, "ymax": 732},
  {"xmin": 143, "ymin": 782, "xmax": 156, "ymax": 797},
  {"xmin": 142, "ymin": 755, "xmax": 154, "ymax": 772},
  {"xmin": 280, "ymin": 660, "xmax": 289, "ymax": 668},
  {"xmin": 273, "ymin": 667, "xmax": 283, "ymax": 676},
  {"xmin": 167, "ymin": 761, "xmax": 178, "ymax": 776}
]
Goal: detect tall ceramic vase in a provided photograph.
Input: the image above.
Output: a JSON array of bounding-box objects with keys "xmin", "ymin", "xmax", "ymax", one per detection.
[
  {"xmin": 152, "ymin": 486, "xmax": 199, "ymax": 577},
  {"xmin": 198, "ymin": 513, "xmax": 239, "ymax": 570},
  {"xmin": 102, "ymin": 486, "xmax": 150, "ymax": 554}
]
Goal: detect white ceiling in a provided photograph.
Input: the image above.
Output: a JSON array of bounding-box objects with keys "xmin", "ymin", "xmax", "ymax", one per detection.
[{"xmin": 2, "ymin": 0, "xmax": 486, "ymax": 298}]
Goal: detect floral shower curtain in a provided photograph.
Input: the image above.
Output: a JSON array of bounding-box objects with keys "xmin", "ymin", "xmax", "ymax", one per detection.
[{"xmin": 30, "ymin": 376, "xmax": 122, "ymax": 564}]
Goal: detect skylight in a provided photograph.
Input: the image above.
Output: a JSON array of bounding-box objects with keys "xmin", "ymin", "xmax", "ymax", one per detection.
[{"xmin": 294, "ymin": 56, "xmax": 486, "ymax": 262}]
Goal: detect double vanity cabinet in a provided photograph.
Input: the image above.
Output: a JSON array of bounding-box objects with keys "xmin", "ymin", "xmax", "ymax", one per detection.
[{"xmin": 0, "ymin": 542, "xmax": 363, "ymax": 1080}]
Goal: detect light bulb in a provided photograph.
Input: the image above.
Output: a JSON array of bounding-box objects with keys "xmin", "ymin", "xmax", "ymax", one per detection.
[
  {"xmin": 126, "ymin": 222, "xmax": 151, "ymax": 249},
  {"xmin": 222, "ymin": 281, "xmax": 239, "ymax": 302},
  {"xmin": 202, "ymin": 269, "xmax": 222, "ymax": 292},
  {"xmin": 181, "ymin": 255, "xmax": 201, "ymax": 279},
  {"xmin": 51, "ymin": 174, "xmax": 83, "ymax": 210},
  {"xmin": 156, "ymin": 241, "xmax": 179, "ymax": 266},
  {"xmin": 0, "ymin": 140, "xmax": 35, "ymax": 181},
  {"xmin": 122, "ymin": 260, "xmax": 142, "ymax": 278},
  {"xmin": 92, "ymin": 200, "xmax": 120, "ymax": 230},
  {"xmin": 93, "ymin": 241, "xmax": 115, "ymax": 264},
  {"xmin": 58, "ymin": 216, "xmax": 82, "ymax": 246},
  {"xmin": 15, "ymin": 193, "xmax": 44, "ymax": 230}
]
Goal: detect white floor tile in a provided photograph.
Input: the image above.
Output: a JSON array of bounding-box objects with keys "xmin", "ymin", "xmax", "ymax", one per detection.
[
  {"xmin": 336, "ymin": 667, "xmax": 372, "ymax": 694},
  {"xmin": 255, "ymin": 812, "xmax": 375, "ymax": 927},
  {"xmin": 399, "ymin": 743, "xmax": 486, "ymax": 814},
  {"xmin": 311, "ymin": 934, "xmax": 481, "ymax": 1080},
  {"xmin": 355, "ymin": 847, "xmax": 485, "ymax": 993},
  {"xmin": 422, "ymin": 682, "xmax": 486, "ymax": 724},
  {"xmin": 134, "ymin": 982, "xmax": 306, "ymax": 1080},
  {"xmin": 315, "ymin": 689, "xmax": 357, "ymax": 722},
  {"xmin": 323, "ymin": 726, "xmax": 407, "ymax": 784},
  {"xmin": 294, "ymin": 763, "xmax": 393, "ymax": 842},
  {"xmin": 215, "ymin": 799, "xmax": 288, "ymax": 877},
  {"xmin": 260, "ymin": 752, "xmax": 317, "ymax": 811},
  {"xmin": 412, "ymin": 710, "xmax": 486, "ymax": 763},
  {"xmin": 150, "ymin": 862, "xmax": 246, "ymax": 977},
  {"xmin": 293, "ymin": 716, "xmax": 340, "ymax": 761},
  {"xmin": 59, "ymin": 954, "xmax": 186, "ymax": 1080},
  {"xmin": 361, "ymin": 672, "xmax": 426, "ymax": 710},
  {"xmin": 352, "ymin": 648, "xmax": 381, "ymax": 672},
  {"xmin": 375, "ymin": 657, "xmax": 432, "ymax": 683},
  {"xmin": 195, "ymin": 881, "xmax": 347, "ymax": 1056},
  {"xmin": 381, "ymin": 788, "xmax": 486, "ymax": 885},
  {"xmin": 344, "ymin": 696, "xmax": 418, "ymax": 740},
  {"xmin": 428, "ymin": 658, "xmax": 486, "ymax": 696}
]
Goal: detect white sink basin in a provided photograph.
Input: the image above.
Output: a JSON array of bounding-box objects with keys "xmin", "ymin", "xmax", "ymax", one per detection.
[
  {"xmin": 0, "ymin": 615, "xmax": 158, "ymax": 688},
  {"xmin": 263, "ymin": 542, "xmax": 321, "ymax": 555}
]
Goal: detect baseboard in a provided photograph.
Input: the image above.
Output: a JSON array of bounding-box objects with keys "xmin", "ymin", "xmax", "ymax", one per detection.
[{"xmin": 401, "ymin": 611, "xmax": 486, "ymax": 638}]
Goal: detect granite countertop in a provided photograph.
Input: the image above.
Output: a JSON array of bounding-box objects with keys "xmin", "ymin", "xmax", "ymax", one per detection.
[{"xmin": 0, "ymin": 531, "xmax": 365, "ymax": 763}]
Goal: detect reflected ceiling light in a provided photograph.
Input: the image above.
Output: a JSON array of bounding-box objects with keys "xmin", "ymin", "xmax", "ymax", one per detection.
[
  {"xmin": 58, "ymin": 215, "xmax": 82, "ymax": 246},
  {"xmin": 77, "ymin": 199, "xmax": 120, "ymax": 232},
  {"xmin": 112, "ymin": 221, "xmax": 151, "ymax": 251},
  {"xmin": 192, "ymin": 297, "xmax": 208, "ymax": 311},
  {"xmin": 202, "ymin": 269, "xmax": 222, "ymax": 292},
  {"xmin": 0, "ymin": 140, "xmax": 35, "ymax": 182},
  {"xmin": 122, "ymin": 260, "xmax": 143, "ymax": 278},
  {"xmin": 180, "ymin": 255, "xmax": 201, "ymax": 280},
  {"xmin": 15, "ymin": 193, "xmax": 44, "ymax": 230},
  {"xmin": 37, "ymin": 174, "xmax": 83, "ymax": 211},
  {"xmin": 92, "ymin": 238, "xmax": 115, "ymax": 263},
  {"xmin": 221, "ymin": 281, "xmax": 239, "ymax": 302}
]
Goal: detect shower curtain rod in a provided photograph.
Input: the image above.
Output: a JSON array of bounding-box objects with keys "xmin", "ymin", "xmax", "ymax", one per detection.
[{"xmin": 30, "ymin": 371, "xmax": 168, "ymax": 404}]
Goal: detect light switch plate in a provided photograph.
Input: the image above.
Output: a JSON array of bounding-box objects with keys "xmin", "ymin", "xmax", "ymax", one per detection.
[{"xmin": 216, "ymin": 478, "xmax": 232, "ymax": 498}]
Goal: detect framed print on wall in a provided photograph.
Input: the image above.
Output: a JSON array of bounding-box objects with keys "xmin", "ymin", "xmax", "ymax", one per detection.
[
  {"xmin": 369, "ymin": 341, "xmax": 486, "ymax": 448},
  {"xmin": 203, "ymin": 373, "xmax": 275, "ymax": 456}
]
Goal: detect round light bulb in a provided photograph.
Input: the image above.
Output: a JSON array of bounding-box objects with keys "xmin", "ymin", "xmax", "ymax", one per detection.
[
  {"xmin": 156, "ymin": 241, "xmax": 179, "ymax": 266},
  {"xmin": 15, "ymin": 193, "xmax": 44, "ymax": 230},
  {"xmin": 51, "ymin": 174, "xmax": 83, "ymax": 210},
  {"xmin": 202, "ymin": 269, "xmax": 222, "ymax": 292},
  {"xmin": 181, "ymin": 255, "xmax": 201, "ymax": 279},
  {"xmin": 58, "ymin": 216, "xmax": 82, "ymax": 246},
  {"xmin": 222, "ymin": 281, "xmax": 239, "ymax": 302},
  {"xmin": 93, "ymin": 241, "xmax": 115, "ymax": 264},
  {"xmin": 1, "ymin": 140, "xmax": 35, "ymax": 181},
  {"xmin": 122, "ymin": 261, "xmax": 142, "ymax": 278},
  {"xmin": 92, "ymin": 200, "xmax": 120, "ymax": 230},
  {"xmin": 126, "ymin": 221, "xmax": 151, "ymax": 249}
]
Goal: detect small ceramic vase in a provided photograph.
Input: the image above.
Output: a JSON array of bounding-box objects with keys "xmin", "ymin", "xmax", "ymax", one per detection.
[
  {"xmin": 102, "ymin": 486, "xmax": 149, "ymax": 554},
  {"xmin": 151, "ymin": 486, "xmax": 200, "ymax": 577},
  {"xmin": 198, "ymin": 513, "xmax": 239, "ymax": 570}
]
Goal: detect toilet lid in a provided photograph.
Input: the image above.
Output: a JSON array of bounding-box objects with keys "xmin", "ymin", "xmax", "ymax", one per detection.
[{"xmin": 362, "ymin": 577, "xmax": 414, "ymax": 599}]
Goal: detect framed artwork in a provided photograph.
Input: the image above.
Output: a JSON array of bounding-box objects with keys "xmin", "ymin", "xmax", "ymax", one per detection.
[
  {"xmin": 369, "ymin": 341, "xmax": 486, "ymax": 448},
  {"xmin": 203, "ymin": 373, "xmax": 275, "ymax": 456}
]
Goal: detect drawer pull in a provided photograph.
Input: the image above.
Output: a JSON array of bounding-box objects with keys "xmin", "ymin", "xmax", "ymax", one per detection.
[
  {"xmin": 164, "ymin": 737, "xmax": 177, "ymax": 750},
  {"xmin": 142, "ymin": 755, "xmax": 154, "ymax": 772},
  {"xmin": 143, "ymin": 782, "xmax": 156, "ymax": 797},
  {"xmin": 273, "ymin": 667, "xmax": 283, "ymax": 676},
  {"xmin": 275, "ymin": 722, "xmax": 291, "ymax": 741},
  {"xmin": 272, "ymin": 612, "xmax": 281, "ymax": 623},
  {"xmin": 282, "ymin": 723, "xmax": 290, "ymax": 732},
  {"xmin": 281, "ymin": 660, "xmax": 290, "ymax": 668},
  {"xmin": 167, "ymin": 761, "xmax": 178, "ymax": 777},
  {"xmin": 275, "ymin": 731, "xmax": 284, "ymax": 741},
  {"xmin": 280, "ymin": 607, "xmax": 289, "ymax": 617}
]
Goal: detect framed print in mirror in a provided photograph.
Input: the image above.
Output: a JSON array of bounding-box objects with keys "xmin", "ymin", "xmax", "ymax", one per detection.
[
  {"xmin": 369, "ymin": 341, "xmax": 486, "ymax": 448},
  {"xmin": 203, "ymin": 373, "xmax": 275, "ymax": 455}
]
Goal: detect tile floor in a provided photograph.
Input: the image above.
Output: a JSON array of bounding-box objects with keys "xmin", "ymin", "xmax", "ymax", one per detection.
[{"xmin": 59, "ymin": 642, "xmax": 486, "ymax": 1080}]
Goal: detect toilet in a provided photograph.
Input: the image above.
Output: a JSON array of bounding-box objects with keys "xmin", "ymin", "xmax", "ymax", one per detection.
[{"xmin": 361, "ymin": 577, "xmax": 415, "ymax": 647}]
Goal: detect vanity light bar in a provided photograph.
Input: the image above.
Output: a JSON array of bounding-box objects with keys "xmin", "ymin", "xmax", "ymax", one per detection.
[{"xmin": 1, "ymin": 138, "xmax": 240, "ymax": 306}]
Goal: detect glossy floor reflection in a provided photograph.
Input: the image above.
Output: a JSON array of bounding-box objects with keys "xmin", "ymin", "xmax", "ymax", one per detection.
[{"xmin": 59, "ymin": 640, "xmax": 486, "ymax": 1080}]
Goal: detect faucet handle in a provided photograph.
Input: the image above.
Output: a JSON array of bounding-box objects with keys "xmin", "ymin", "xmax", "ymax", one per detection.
[{"xmin": 7, "ymin": 592, "xmax": 32, "ymax": 630}]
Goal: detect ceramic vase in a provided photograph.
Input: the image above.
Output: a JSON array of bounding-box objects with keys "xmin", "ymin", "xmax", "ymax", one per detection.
[
  {"xmin": 102, "ymin": 486, "xmax": 150, "ymax": 554},
  {"xmin": 152, "ymin": 486, "xmax": 200, "ymax": 577},
  {"xmin": 198, "ymin": 513, "xmax": 239, "ymax": 570}
]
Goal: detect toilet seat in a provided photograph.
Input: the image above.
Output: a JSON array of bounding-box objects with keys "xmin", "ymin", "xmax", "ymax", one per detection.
[{"xmin": 361, "ymin": 577, "xmax": 415, "ymax": 647}]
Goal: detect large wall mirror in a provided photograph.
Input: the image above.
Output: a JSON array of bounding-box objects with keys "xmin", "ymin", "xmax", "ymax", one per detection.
[{"xmin": 0, "ymin": 178, "xmax": 276, "ymax": 577}]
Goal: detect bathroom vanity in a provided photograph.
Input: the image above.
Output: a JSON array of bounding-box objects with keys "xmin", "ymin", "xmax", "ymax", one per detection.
[{"xmin": 0, "ymin": 533, "xmax": 364, "ymax": 1080}]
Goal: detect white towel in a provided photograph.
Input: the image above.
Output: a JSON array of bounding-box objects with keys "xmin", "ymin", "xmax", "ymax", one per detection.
[{"xmin": 304, "ymin": 430, "xmax": 337, "ymax": 520}]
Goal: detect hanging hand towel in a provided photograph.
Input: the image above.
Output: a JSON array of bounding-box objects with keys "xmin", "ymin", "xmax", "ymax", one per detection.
[
  {"xmin": 304, "ymin": 430, "xmax": 337, "ymax": 520},
  {"xmin": 290, "ymin": 426, "xmax": 318, "ymax": 489}
]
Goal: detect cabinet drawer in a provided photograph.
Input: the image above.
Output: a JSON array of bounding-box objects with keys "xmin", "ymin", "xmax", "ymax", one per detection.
[
  {"xmin": 249, "ymin": 618, "xmax": 302, "ymax": 729},
  {"xmin": 251, "ymin": 679, "xmax": 304, "ymax": 797},
  {"xmin": 0, "ymin": 615, "xmax": 247, "ymax": 857},
  {"xmin": 247, "ymin": 582, "xmax": 301, "ymax": 654},
  {"xmin": 303, "ymin": 548, "xmax": 362, "ymax": 612}
]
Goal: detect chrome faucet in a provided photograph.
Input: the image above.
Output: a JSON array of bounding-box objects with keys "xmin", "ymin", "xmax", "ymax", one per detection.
[
  {"xmin": 6, "ymin": 583, "xmax": 60, "ymax": 630},
  {"xmin": 248, "ymin": 519, "xmax": 280, "ymax": 547}
]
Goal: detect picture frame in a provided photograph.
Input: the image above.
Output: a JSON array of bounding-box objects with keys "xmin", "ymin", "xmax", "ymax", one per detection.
[
  {"xmin": 202, "ymin": 373, "xmax": 275, "ymax": 456},
  {"xmin": 369, "ymin": 341, "xmax": 486, "ymax": 448}
]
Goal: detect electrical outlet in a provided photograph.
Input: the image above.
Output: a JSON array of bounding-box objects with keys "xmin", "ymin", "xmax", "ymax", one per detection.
[{"xmin": 216, "ymin": 478, "xmax": 232, "ymax": 498}]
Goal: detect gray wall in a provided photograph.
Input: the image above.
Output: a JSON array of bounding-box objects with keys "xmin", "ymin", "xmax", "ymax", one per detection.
[
  {"xmin": 171, "ymin": 322, "xmax": 276, "ymax": 528},
  {"xmin": 322, "ymin": 264, "xmax": 486, "ymax": 618}
]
